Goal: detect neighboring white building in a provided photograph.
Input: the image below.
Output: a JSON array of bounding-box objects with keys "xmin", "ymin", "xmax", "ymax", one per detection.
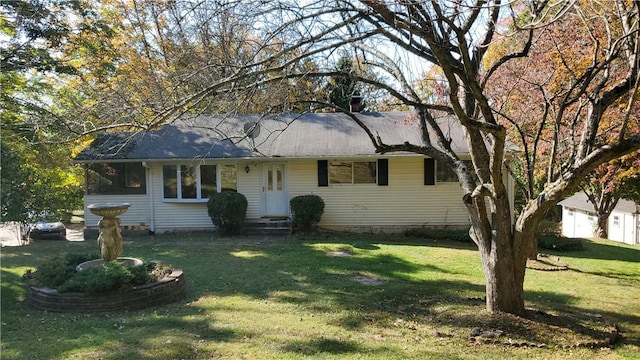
[
  {"xmin": 75, "ymin": 111, "xmax": 514, "ymax": 234},
  {"xmin": 559, "ymin": 192, "xmax": 640, "ymax": 245}
]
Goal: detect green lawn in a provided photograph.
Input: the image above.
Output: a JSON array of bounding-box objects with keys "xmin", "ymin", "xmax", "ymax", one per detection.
[{"xmin": 1, "ymin": 232, "xmax": 639, "ymax": 359}]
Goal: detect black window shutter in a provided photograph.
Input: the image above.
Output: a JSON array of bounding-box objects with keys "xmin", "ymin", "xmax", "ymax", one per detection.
[
  {"xmin": 424, "ymin": 158, "xmax": 435, "ymax": 185},
  {"xmin": 377, "ymin": 159, "xmax": 388, "ymax": 186},
  {"xmin": 318, "ymin": 160, "xmax": 328, "ymax": 187}
]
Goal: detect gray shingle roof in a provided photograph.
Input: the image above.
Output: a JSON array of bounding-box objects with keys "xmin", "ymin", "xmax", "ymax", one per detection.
[
  {"xmin": 559, "ymin": 192, "xmax": 639, "ymax": 214},
  {"xmin": 74, "ymin": 112, "xmax": 469, "ymax": 161}
]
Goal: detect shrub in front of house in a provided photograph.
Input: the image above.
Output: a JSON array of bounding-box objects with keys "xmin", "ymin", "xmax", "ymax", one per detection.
[
  {"xmin": 207, "ymin": 191, "xmax": 248, "ymax": 235},
  {"xmin": 403, "ymin": 228, "xmax": 473, "ymax": 243},
  {"xmin": 290, "ymin": 194, "xmax": 325, "ymax": 231},
  {"xmin": 403, "ymin": 229, "xmax": 584, "ymax": 251},
  {"xmin": 537, "ymin": 234, "xmax": 584, "ymax": 252}
]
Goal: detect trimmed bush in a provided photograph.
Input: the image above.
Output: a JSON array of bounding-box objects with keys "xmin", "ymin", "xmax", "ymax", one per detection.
[
  {"xmin": 290, "ymin": 195, "xmax": 325, "ymax": 231},
  {"xmin": 403, "ymin": 228, "xmax": 473, "ymax": 243},
  {"xmin": 538, "ymin": 234, "xmax": 584, "ymax": 252},
  {"xmin": 207, "ymin": 191, "xmax": 248, "ymax": 235},
  {"xmin": 404, "ymin": 229, "xmax": 584, "ymax": 252}
]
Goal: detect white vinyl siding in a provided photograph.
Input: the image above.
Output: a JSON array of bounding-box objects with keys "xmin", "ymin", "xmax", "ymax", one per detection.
[
  {"xmin": 608, "ymin": 209, "xmax": 639, "ymax": 245},
  {"xmin": 85, "ymin": 157, "xmax": 473, "ymax": 233},
  {"xmin": 561, "ymin": 207, "xmax": 596, "ymax": 238},
  {"xmin": 288, "ymin": 157, "xmax": 470, "ymax": 230},
  {"xmin": 150, "ymin": 162, "xmax": 260, "ymax": 232},
  {"xmin": 240, "ymin": 163, "xmax": 263, "ymax": 219},
  {"xmin": 83, "ymin": 194, "xmax": 150, "ymax": 229},
  {"xmin": 152, "ymin": 163, "xmax": 215, "ymax": 231}
]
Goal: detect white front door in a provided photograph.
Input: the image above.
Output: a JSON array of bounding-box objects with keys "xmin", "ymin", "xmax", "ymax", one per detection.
[{"xmin": 263, "ymin": 163, "xmax": 288, "ymax": 216}]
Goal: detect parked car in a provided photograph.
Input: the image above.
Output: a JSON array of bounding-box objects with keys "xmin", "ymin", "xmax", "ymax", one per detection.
[{"xmin": 28, "ymin": 213, "xmax": 67, "ymax": 240}]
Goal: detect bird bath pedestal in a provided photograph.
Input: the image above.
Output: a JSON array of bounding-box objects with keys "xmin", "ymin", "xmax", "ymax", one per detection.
[
  {"xmin": 88, "ymin": 203, "xmax": 130, "ymax": 262},
  {"xmin": 28, "ymin": 202, "xmax": 187, "ymax": 312}
]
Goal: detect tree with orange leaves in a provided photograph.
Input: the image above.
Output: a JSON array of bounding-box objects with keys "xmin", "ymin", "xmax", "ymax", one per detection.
[
  {"xmin": 486, "ymin": 1, "xmax": 640, "ymax": 239},
  {"xmin": 583, "ymin": 153, "xmax": 640, "ymax": 238}
]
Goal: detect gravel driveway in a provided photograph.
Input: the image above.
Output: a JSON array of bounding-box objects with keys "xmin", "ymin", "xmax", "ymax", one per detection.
[{"xmin": 0, "ymin": 223, "xmax": 85, "ymax": 247}]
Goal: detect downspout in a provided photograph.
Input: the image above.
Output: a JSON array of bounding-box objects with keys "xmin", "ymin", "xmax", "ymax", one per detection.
[
  {"xmin": 636, "ymin": 205, "xmax": 640, "ymax": 245},
  {"xmin": 508, "ymin": 170, "xmax": 515, "ymax": 225},
  {"xmin": 142, "ymin": 162, "xmax": 155, "ymax": 234}
]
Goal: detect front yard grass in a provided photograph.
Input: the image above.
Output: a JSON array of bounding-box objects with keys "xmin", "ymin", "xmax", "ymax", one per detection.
[{"xmin": 1, "ymin": 232, "xmax": 639, "ymax": 359}]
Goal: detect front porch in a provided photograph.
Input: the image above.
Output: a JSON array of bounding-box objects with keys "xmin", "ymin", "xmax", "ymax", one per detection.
[{"xmin": 244, "ymin": 217, "xmax": 292, "ymax": 235}]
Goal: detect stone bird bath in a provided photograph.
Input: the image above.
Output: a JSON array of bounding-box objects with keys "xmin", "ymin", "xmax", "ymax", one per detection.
[{"xmin": 76, "ymin": 203, "xmax": 141, "ymax": 271}]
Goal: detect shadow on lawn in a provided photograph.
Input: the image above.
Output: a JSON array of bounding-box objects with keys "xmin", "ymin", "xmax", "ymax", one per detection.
[
  {"xmin": 3, "ymin": 233, "xmax": 638, "ymax": 358},
  {"xmin": 567, "ymin": 238, "xmax": 640, "ymax": 262},
  {"xmin": 162, "ymin": 236, "xmax": 484, "ymax": 302},
  {"xmin": 569, "ymin": 267, "xmax": 640, "ymax": 283},
  {"xmin": 282, "ymin": 337, "xmax": 362, "ymax": 356},
  {"xmin": 539, "ymin": 238, "xmax": 639, "ymax": 287},
  {"xmin": 158, "ymin": 234, "xmax": 639, "ymax": 349},
  {"xmin": 524, "ymin": 290, "xmax": 640, "ymax": 347},
  {"xmin": 101, "ymin": 308, "xmax": 243, "ymax": 360},
  {"xmin": 0, "ymin": 269, "xmax": 25, "ymax": 311}
]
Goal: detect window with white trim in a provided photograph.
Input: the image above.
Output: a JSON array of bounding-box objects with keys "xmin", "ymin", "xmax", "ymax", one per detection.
[{"xmin": 163, "ymin": 164, "xmax": 237, "ymax": 200}]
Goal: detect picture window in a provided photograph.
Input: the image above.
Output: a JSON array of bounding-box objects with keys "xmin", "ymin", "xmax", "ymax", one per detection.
[
  {"xmin": 87, "ymin": 162, "xmax": 146, "ymax": 195},
  {"xmin": 163, "ymin": 164, "xmax": 237, "ymax": 200}
]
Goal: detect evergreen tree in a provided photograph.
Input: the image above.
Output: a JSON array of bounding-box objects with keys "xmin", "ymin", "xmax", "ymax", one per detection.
[{"xmin": 326, "ymin": 54, "xmax": 364, "ymax": 111}]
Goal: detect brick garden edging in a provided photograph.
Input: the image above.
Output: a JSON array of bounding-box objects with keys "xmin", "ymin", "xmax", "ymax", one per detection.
[{"xmin": 27, "ymin": 269, "xmax": 186, "ymax": 312}]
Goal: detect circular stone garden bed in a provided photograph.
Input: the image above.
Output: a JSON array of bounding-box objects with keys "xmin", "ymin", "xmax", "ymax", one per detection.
[{"xmin": 27, "ymin": 269, "xmax": 186, "ymax": 312}]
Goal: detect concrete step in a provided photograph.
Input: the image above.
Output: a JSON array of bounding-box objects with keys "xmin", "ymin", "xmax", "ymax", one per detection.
[{"xmin": 243, "ymin": 218, "xmax": 292, "ymax": 235}]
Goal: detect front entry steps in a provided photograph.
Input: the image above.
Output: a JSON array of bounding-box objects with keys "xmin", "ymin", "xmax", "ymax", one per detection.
[{"xmin": 244, "ymin": 217, "xmax": 292, "ymax": 235}]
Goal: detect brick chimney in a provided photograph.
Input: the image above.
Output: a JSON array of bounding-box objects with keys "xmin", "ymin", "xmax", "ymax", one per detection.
[{"xmin": 349, "ymin": 95, "xmax": 362, "ymax": 112}]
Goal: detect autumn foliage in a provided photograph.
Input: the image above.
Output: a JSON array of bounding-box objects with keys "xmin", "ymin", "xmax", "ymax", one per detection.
[{"xmin": 485, "ymin": 2, "xmax": 640, "ymax": 209}]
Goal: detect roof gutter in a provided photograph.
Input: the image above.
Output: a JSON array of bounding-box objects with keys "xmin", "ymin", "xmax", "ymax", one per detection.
[
  {"xmin": 72, "ymin": 158, "xmax": 155, "ymax": 164},
  {"xmin": 73, "ymin": 152, "xmax": 474, "ymax": 163}
]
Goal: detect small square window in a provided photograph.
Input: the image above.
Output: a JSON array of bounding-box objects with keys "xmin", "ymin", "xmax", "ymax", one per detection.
[{"xmin": 612, "ymin": 215, "xmax": 620, "ymax": 227}]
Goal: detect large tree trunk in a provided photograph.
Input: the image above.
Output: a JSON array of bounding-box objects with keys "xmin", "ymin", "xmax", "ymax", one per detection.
[
  {"xmin": 479, "ymin": 235, "xmax": 527, "ymax": 314},
  {"xmin": 476, "ymin": 218, "xmax": 535, "ymax": 314},
  {"xmin": 466, "ymin": 188, "xmax": 529, "ymax": 314},
  {"xmin": 595, "ymin": 214, "xmax": 608, "ymax": 238}
]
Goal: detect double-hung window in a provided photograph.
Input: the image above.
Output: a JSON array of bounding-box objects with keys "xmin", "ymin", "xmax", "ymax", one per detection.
[
  {"xmin": 329, "ymin": 161, "xmax": 377, "ymax": 184},
  {"xmin": 434, "ymin": 160, "xmax": 476, "ymax": 183},
  {"xmin": 436, "ymin": 161, "xmax": 458, "ymax": 183},
  {"xmin": 163, "ymin": 164, "xmax": 237, "ymax": 200},
  {"xmin": 318, "ymin": 159, "xmax": 388, "ymax": 186}
]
